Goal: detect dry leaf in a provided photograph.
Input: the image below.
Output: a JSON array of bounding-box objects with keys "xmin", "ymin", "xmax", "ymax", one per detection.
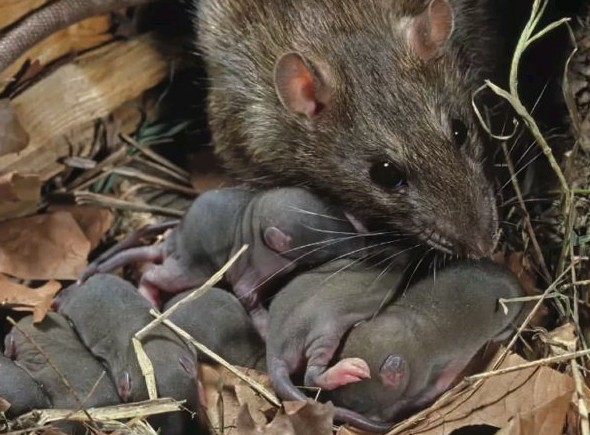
[
  {"xmin": 496, "ymin": 392, "xmax": 572, "ymax": 435},
  {"xmin": 48, "ymin": 205, "xmax": 114, "ymax": 250},
  {"xmin": 0, "ymin": 99, "xmax": 29, "ymax": 157},
  {"xmin": 0, "ymin": 274, "xmax": 61, "ymax": 321},
  {"xmin": 0, "ymin": 171, "xmax": 41, "ymax": 221},
  {"xmin": 387, "ymin": 352, "xmax": 574, "ymax": 435},
  {"xmin": 0, "ymin": 211, "xmax": 90, "ymax": 280},
  {"xmin": 539, "ymin": 322, "xmax": 578, "ymax": 357},
  {"xmin": 200, "ymin": 363, "xmax": 276, "ymax": 434},
  {"xmin": 237, "ymin": 401, "xmax": 334, "ymax": 435}
]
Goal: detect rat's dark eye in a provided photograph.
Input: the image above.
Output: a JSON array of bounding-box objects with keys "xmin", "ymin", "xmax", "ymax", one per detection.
[
  {"xmin": 451, "ymin": 119, "xmax": 468, "ymax": 147},
  {"xmin": 370, "ymin": 161, "xmax": 406, "ymax": 189}
]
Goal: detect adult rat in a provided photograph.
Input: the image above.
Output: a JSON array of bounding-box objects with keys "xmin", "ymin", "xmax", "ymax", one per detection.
[
  {"xmin": 327, "ymin": 260, "xmax": 524, "ymax": 431},
  {"xmin": 163, "ymin": 287, "xmax": 266, "ymax": 371},
  {"xmin": 4, "ymin": 313, "xmax": 121, "ymax": 433},
  {"xmin": 196, "ymin": 0, "xmax": 505, "ymax": 258},
  {"xmin": 79, "ymin": 187, "xmax": 365, "ymax": 337},
  {"xmin": 53, "ymin": 274, "xmax": 205, "ymax": 435},
  {"xmin": 267, "ymin": 260, "xmax": 523, "ymax": 432},
  {"xmin": 0, "ymin": 354, "xmax": 51, "ymax": 418}
]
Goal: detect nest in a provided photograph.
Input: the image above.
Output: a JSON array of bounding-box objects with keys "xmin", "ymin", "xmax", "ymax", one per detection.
[{"xmin": 0, "ymin": 1, "xmax": 589, "ymax": 434}]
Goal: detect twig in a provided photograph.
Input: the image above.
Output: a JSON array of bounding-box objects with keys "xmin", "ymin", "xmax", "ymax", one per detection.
[
  {"xmin": 74, "ymin": 191, "xmax": 184, "ymax": 217},
  {"xmin": 154, "ymin": 312, "xmax": 280, "ymax": 408},
  {"xmin": 465, "ymin": 348, "xmax": 590, "ymax": 382},
  {"xmin": 135, "ymin": 245, "xmax": 248, "ymax": 340},
  {"xmin": 109, "ymin": 167, "xmax": 197, "ymax": 196},
  {"xmin": 132, "ymin": 338, "xmax": 158, "ymax": 401},
  {"xmin": 501, "ymin": 141, "xmax": 551, "ymax": 282},
  {"xmin": 121, "ymin": 133, "xmax": 192, "ymax": 182}
]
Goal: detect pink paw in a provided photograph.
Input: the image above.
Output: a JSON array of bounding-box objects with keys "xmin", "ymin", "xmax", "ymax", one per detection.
[{"xmin": 314, "ymin": 357, "xmax": 371, "ymax": 391}]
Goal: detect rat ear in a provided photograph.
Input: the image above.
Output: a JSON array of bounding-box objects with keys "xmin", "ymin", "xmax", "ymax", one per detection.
[
  {"xmin": 263, "ymin": 227, "xmax": 292, "ymax": 253},
  {"xmin": 407, "ymin": 0, "xmax": 454, "ymax": 61},
  {"xmin": 274, "ymin": 52, "xmax": 332, "ymax": 118},
  {"xmin": 117, "ymin": 371, "xmax": 133, "ymax": 402},
  {"xmin": 379, "ymin": 355, "xmax": 409, "ymax": 389}
]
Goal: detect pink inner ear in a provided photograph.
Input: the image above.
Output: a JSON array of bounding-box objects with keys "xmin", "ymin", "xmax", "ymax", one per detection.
[
  {"xmin": 117, "ymin": 371, "xmax": 133, "ymax": 402},
  {"xmin": 274, "ymin": 52, "xmax": 326, "ymax": 118},
  {"xmin": 263, "ymin": 227, "xmax": 292, "ymax": 253},
  {"xmin": 407, "ymin": 0, "xmax": 454, "ymax": 61}
]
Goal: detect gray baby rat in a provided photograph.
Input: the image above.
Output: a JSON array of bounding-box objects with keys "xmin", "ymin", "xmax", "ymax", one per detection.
[
  {"xmin": 4, "ymin": 313, "xmax": 120, "ymax": 434},
  {"xmin": 266, "ymin": 259, "xmax": 405, "ymax": 432},
  {"xmin": 327, "ymin": 260, "xmax": 525, "ymax": 431},
  {"xmin": 196, "ymin": 0, "xmax": 503, "ymax": 258},
  {"xmin": 163, "ymin": 287, "xmax": 266, "ymax": 371},
  {"xmin": 79, "ymin": 187, "xmax": 364, "ymax": 338},
  {"xmin": 53, "ymin": 274, "xmax": 203, "ymax": 435},
  {"xmin": 0, "ymin": 354, "xmax": 50, "ymax": 418}
]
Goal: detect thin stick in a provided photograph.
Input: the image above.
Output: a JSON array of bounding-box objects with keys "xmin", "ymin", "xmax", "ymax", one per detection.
[
  {"xmin": 135, "ymin": 245, "xmax": 249, "ymax": 340},
  {"xmin": 501, "ymin": 142, "xmax": 551, "ymax": 282},
  {"xmin": 465, "ymin": 349, "xmax": 590, "ymax": 382},
  {"xmin": 74, "ymin": 191, "xmax": 184, "ymax": 217},
  {"xmin": 153, "ymin": 312, "xmax": 280, "ymax": 407}
]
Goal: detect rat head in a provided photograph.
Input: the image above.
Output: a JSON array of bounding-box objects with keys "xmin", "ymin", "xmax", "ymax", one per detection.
[
  {"xmin": 255, "ymin": 187, "xmax": 366, "ymax": 263},
  {"xmin": 271, "ymin": 0, "xmax": 497, "ymax": 258}
]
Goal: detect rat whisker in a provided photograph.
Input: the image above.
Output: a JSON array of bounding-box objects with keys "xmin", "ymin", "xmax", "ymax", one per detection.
[{"xmin": 285, "ymin": 205, "xmax": 349, "ymax": 222}]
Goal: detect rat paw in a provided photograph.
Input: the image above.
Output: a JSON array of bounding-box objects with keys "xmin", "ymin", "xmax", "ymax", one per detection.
[{"xmin": 313, "ymin": 357, "xmax": 371, "ymax": 390}]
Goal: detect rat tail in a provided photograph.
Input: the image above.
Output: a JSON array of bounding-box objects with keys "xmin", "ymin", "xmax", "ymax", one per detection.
[
  {"xmin": 333, "ymin": 405, "xmax": 393, "ymax": 433},
  {"xmin": 0, "ymin": 0, "xmax": 155, "ymax": 73},
  {"xmin": 269, "ymin": 357, "xmax": 393, "ymax": 433},
  {"xmin": 268, "ymin": 357, "xmax": 309, "ymax": 402},
  {"xmin": 78, "ymin": 245, "xmax": 165, "ymax": 283}
]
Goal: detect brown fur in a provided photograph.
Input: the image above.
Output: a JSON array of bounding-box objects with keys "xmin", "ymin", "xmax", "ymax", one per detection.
[{"xmin": 195, "ymin": 0, "xmax": 504, "ymax": 257}]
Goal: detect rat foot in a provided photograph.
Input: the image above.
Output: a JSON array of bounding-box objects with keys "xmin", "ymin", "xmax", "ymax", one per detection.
[{"xmin": 312, "ymin": 357, "xmax": 371, "ymax": 391}]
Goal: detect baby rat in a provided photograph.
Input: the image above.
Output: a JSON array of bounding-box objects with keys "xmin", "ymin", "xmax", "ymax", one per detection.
[
  {"xmin": 0, "ymin": 0, "xmax": 153, "ymax": 73},
  {"xmin": 4, "ymin": 313, "xmax": 120, "ymax": 434},
  {"xmin": 327, "ymin": 260, "xmax": 524, "ymax": 431},
  {"xmin": 163, "ymin": 288, "xmax": 266, "ymax": 371},
  {"xmin": 79, "ymin": 187, "xmax": 364, "ymax": 337},
  {"xmin": 53, "ymin": 274, "xmax": 203, "ymax": 435},
  {"xmin": 0, "ymin": 354, "xmax": 50, "ymax": 418},
  {"xmin": 266, "ymin": 259, "xmax": 405, "ymax": 433},
  {"xmin": 196, "ymin": 0, "xmax": 502, "ymax": 258}
]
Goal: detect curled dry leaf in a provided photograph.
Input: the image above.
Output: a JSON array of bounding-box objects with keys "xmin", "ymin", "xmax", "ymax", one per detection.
[
  {"xmin": 0, "ymin": 99, "xmax": 29, "ymax": 157},
  {"xmin": 0, "ymin": 171, "xmax": 41, "ymax": 221},
  {"xmin": 0, "ymin": 211, "xmax": 90, "ymax": 280},
  {"xmin": 387, "ymin": 351, "xmax": 574, "ymax": 435},
  {"xmin": 199, "ymin": 363, "xmax": 276, "ymax": 433},
  {"xmin": 538, "ymin": 322, "xmax": 578, "ymax": 357},
  {"xmin": 48, "ymin": 205, "xmax": 114, "ymax": 250},
  {"xmin": 237, "ymin": 400, "xmax": 334, "ymax": 435},
  {"xmin": 0, "ymin": 274, "xmax": 61, "ymax": 322}
]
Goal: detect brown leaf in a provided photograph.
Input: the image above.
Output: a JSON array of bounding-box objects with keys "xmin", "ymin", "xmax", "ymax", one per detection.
[
  {"xmin": 237, "ymin": 401, "xmax": 334, "ymax": 435},
  {"xmin": 199, "ymin": 363, "xmax": 276, "ymax": 434},
  {"xmin": 0, "ymin": 171, "xmax": 41, "ymax": 221},
  {"xmin": 0, "ymin": 274, "xmax": 61, "ymax": 321},
  {"xmin": 496, "ymin": 392, "xmax": 572, "ymax": 435},
  {"xmin": 48, "ymin": 205, "xmax": 114, "ymax": 250},
  {"xmin": 387, "ymin": 351, "xmax": 574, "ymax": 435},
  {"xmin": 0, "ymin": 99, "xmax": 29, "ymax": 157},
  {"xmin": 0, "ymin": 211, "xmax": 90, "ymax": 280}
]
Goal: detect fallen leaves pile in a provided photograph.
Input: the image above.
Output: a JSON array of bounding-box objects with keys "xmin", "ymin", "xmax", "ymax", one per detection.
[{"xmin": 0, "ymin": 1, "xmax": 590, "ymax": 435}]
